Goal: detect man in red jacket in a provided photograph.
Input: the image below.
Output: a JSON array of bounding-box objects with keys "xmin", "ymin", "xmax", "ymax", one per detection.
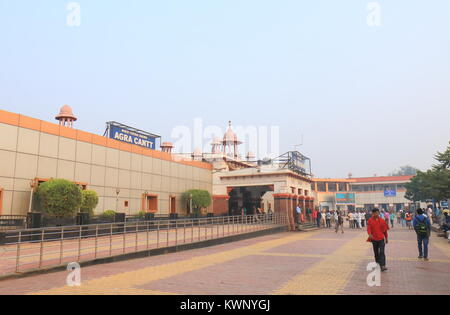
[{"xmin": 367, "ymin": 208, "xmax": 389, "ymax": 272}]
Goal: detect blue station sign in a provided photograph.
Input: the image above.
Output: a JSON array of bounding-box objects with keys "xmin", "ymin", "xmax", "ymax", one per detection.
[
  {"xmin": 106, "ymin": 122, "xmax": 160, "ymax": 150},
  {"xmin": 384, "ymin": 189, "xmax": 397, "ymax": 197}
]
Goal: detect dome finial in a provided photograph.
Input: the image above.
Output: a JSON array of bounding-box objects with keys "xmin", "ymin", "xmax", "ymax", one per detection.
[{"xmin": 55, "ymin": 104, "xmax": 77, "ymax": 128}]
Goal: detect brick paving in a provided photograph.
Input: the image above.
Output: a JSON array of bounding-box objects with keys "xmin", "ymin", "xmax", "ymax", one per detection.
[
  {"xmin": 0, "ymin": 222, "xmax": 273, "ymax": 276},
  {"xmin": 0, "ymin": 225, "xmax": 448, "ymax": 295}
]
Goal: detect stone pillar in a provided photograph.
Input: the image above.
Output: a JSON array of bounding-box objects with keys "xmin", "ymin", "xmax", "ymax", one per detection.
[
  {"xmin": 273, "ymin": 194, "xmax": 295, "ymax": 231},
  {"xmin": 212, "ymin": 195, "xmax": 230, "ymax": 216}
]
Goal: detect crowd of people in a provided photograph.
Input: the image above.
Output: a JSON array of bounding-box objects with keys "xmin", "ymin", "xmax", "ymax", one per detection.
[
  {"xmin": 294, "ymin": 205, "xmax": 449, "ymax": 233},
  {"xmin": 293, "ymin": 204, "xmax": 450, "ymax": 270}
]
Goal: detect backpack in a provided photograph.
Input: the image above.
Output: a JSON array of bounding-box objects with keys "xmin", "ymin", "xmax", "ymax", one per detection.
[{"xmin": 416, "ymin": 217, "xmax": 428, "ymax": 236}]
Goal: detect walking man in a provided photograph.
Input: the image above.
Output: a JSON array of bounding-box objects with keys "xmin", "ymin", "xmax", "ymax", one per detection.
[
  {"xmin": 413, "ymin": 209, "xmax": 431, "ymax": 260},
  {"xmin": 367, "ymin": 208, "xmax": 389, "ymax": 272},
  {"xmin": 316, "ymin": 210, "xmax": 322, "ymax": 228},
  {"xmin": 389, "ymin": 212, "xmax": 395, "ymax": 229},
  {"xmin": 326, "ymin": 211, "xmax": 331, "ymax": 228},
  {"xmin": 335, "ymin": 211, "xmax": 344, "ymax": 234},
  {"xmin": 356, "ymin": 211, "xmax": 362, "ymax": 229},
  {"xmin": 296, "ymin": 204, "xmax": 302, "ymax": 225}
]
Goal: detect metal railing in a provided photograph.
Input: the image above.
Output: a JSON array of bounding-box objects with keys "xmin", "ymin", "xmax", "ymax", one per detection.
[
  {"xmin": 0, "ymin": 215, "xmax": 26, "ymax": 231},
  {"xmin": 0, "ymin": 213, "xmax": 287, "ymax": 275}
]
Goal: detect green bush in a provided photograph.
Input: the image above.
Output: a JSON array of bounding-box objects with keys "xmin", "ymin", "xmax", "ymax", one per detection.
[
  {"xmin": 100, "ymin": 210, "xmax": 117, "ymax": 219},
  {"xmin": 37, "ymin": 179, "xmax": 82, "ymax": 219},
  {"xmin": 184, "ymin": 189, "xmax": 212, "ymax": 215},
  {"xmin": 80, "ymin": 190, "xmax": 99, "ymax": 216},
  {"xmin": 137, "ymin": 211, "xmax": 147, "ymax": 219}
]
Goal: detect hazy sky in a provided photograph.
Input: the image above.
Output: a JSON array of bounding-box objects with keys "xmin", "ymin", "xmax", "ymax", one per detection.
[{"xmin": 1, "ymin": 0, "xmax": 449, "ymax": 178}]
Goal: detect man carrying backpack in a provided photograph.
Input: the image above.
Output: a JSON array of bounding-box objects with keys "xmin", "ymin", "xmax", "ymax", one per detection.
[{"xmin": 413, "ymin": 209, "xmax": 431, "ymax": 261}]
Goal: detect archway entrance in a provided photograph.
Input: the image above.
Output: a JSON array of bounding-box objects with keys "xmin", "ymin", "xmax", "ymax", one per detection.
[{"xmin": 227, "ymin": 185, "xmax": 274, "ymax": 216}]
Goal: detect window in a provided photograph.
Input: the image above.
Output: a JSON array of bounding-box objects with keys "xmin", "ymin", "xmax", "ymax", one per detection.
[
  {"xmin": 298, "ymin": 188, "xmax": 302, "ymax": 195},
  {"xmin": 338, "ymin": 183, "xmax": 347, "ymax": 192},
  {"xmin": 124, "ymin": 201, "xmax": 129, "ymax": 208},
  {"xmin": 328, "ymin": 183, "xmax": 337, "ymax": 192},
  {"xmin": 317, "ymin": 182, "xmax": 326, "ymax": 192},
  {"xmin": 142, "ymin": 194, "xmax": 158, "ymax": 213}
]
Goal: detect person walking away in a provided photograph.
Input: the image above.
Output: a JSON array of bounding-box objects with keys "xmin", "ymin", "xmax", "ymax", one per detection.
[
  {"xmin": 316, "ymin": 210, "xmax": 322, "ymax": 228},
  {"xmin": 331, "ymin": 210, "xmax": 336, "ymax": 226},
  {"xmin": 361, "ymin": 211, "xmax": 366, "ymax": 228},
  {"xmin": 241, "ymin": 206, "xmax": 247, "ymax": 224},
  {"xmin": 441, "ymin": 212, "xmax": 450, "ymax": 241},
  {"xmin": 413, "ymin": 209, "xmax": 431, "ymax": 260},
  {"xmin": 396, "ymin": 210, "xmax": 401, "ymax": 225},
  {"xmin": 365, "ymin": 211, "xmax": 371, "ymax": 228},
  {"xmin": 348, "ymin": 212, "xmax": 354, "ymax": 229},
  {"xmin": 335, "ymin": 211, "xmax": 344, "ymax": 234},
  {"xmin": 405, "ymin": 212, "xmax": 413, "ymax": 229},
  {"xmin": 400, "ymin": 210, "xmax": 406, "ymax": 227},
  {"xmin": 389, "ymin": 212, "xmax": 395, "ymax": 229},
  {"xmin": 326, "ymin": 211, "xmax": 331, "ymax": 228},
  {"xmin": 296, "ymin": 204, "xmax": 302, "ymax": 226},
  {"xmin": 321, "ymin": 210, "xmax": 326, "ymax": 228},
  {"xmin": 427, "ymin": 207, "xmax": 434, "ymax": 224},
  {"xmin": 356, "ymin": 211, "xmax": 362, "ymax": 229},
  {"xmin": 367, "ymin": 208, "xmax": 389, "ymax": 272}
]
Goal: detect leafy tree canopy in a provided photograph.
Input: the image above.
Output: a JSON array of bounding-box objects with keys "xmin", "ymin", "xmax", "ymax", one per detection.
[
  {"xmin": 37, "ymin": 179, "xmax": 82, "ymax": 218},
  {"xmin": 405, "ymin": 142, "xmax": 450, "ymax": 204},
  {"xmin": 80, "ymin": 190, "xmax": 99, "ymax": 216},
  {"xmin": 183, "ymin": 189, "xmax": 212, "ymax": 214}
]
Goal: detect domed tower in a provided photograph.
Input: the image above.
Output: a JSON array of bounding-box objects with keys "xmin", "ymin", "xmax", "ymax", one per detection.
[
  {"xmin": 211, "ymin": 137, "xmax": 222, "ymax": 154},
  {"xmin": 161, "ymin": 142, "xmax": 174, "ymax": 154},
  {"xmin": 222, "ymin": 121, "xmax": 242, "ymax": 159},
  {"xmin": 192, "ymin": 147, "xmax": 203, "ymax": 161},
  {"xmin": 55, "ymin": 105, "xmax": 77, "ymax": 128}
]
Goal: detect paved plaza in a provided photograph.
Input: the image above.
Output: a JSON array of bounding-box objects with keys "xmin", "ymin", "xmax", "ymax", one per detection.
[{"xmin": 0, "ymin": 225, "xmax": 449, "ymax": 295}]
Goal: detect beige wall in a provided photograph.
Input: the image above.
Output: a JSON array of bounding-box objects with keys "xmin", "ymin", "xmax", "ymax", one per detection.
[{"xmin": 0, "ymin": 122, "xmax": 213, "ymax": 216}]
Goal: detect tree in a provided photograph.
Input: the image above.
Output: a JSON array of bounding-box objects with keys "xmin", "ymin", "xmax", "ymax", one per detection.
[
  {"xmin": 405, "ymin": 143, "xmax": 450, "ymax": 207},
  {"xmin": 389, "ymin": 165, "xmax": 419, "ymax": 176},
  {"xmin": 37, "ymin": 179, "xmax": 82, "ymax": 218},
  {"xmin": 80, "ymin": 190, "xmax": 99, "ymax": 216},
  {"xmin": 433, "ymin": 141, "xmax": 450, "ymax": 171},
  {"xmin": 184, "ymin": 190, "xmax": 212, "ymax": 215}
]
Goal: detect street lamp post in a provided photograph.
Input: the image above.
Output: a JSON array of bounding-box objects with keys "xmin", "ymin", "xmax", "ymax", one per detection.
[{"xmin": 115, "ymin": 188, "xmax": 120, "ymax": 212}]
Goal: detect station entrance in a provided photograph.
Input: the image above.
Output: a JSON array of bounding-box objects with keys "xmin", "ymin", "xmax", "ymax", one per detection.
[{"xmin": 227, "ymin": 185, "xmax": 274, "ymax": 216}]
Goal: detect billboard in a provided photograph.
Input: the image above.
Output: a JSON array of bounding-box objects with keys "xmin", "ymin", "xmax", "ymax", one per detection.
[
  {"xmin": 335, "ymin": 193, "xmax": 356, "ymax": 205},
  {"xmin": 106, "ymin": 122, "xmax": 160, "ymax": 150},
  {"xmin": 384, "ymin": 189, "xmax": 397, "ymax": 197}
]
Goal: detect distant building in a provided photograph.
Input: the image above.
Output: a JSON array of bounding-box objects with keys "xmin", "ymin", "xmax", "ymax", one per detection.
[{"xmin": 313, "ymin": 175, "xmax": 423, "ymax": 212}]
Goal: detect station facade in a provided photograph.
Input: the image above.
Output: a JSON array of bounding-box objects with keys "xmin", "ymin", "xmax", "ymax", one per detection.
[
  {"xmin": 0, "ymin": 107, "xmax": 314, "ymax": 224},
  {"xmin": 0, "ymin": 108, "xmax": 213, "ymax": 216}
]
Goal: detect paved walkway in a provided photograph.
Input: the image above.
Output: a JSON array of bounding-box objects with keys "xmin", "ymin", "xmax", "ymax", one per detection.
[
  {"xmin": 0, "ymin": 222, "xmax": 273, "ymax": 276},
  {"xmin": 0, "ymin": 225, "xmax": 449, "ymax": 295}
]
